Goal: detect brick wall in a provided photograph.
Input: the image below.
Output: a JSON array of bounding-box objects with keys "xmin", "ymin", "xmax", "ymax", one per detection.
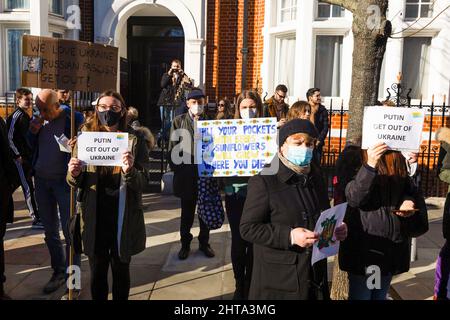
[
  {"xmin": 78, "ymin": 0, "xmax": 94, "ymax": 42},
  {"xmin": 206, "ymin": 0, "xmax": 264, "ymax": 102}
]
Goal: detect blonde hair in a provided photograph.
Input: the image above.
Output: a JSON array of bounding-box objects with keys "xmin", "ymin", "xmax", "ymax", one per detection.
[{"xmin": 127, "ymin": 106, "xmax": 139, "ymax": 121}]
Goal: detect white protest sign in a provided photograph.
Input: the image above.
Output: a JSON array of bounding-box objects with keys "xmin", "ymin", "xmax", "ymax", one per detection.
[
  {"xmin": 77, "ymin": 132, "xmax": 128, "ymax": 166},
  {"xmin": 195, "ymin": 118, "xmax": 278, "ymax": 177},
  {"xmin": 311, "ymin": 203, "xmax": 347, "ymax": 266},
  {"xmin": 362, "ymin": 106, "xmax": 425, "ymax": 152}
]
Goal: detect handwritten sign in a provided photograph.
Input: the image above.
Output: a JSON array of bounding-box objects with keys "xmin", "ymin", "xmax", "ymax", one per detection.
[
  {"xmin": 77, "ymin": 132, "xmax": 128, "ymax": 166},
  {"xmin": 311, "ymin": 203, "xmax": 347, "ymax": 266},
  {"xmin": 22, "ymin": 35, "xmax": 118, "ymax": 92},
  {"xmin": 195, "ymin": 118, "xmax": 278, "ymax": 177},
  {"xmin": 362, "ymin": 106, "xmax": 425, "ymax": 152}
]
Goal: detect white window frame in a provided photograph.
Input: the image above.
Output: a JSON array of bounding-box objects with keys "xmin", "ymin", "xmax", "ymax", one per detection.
[
  {"xmin": 48, "ymin": 0, "xmax": 64, "ymax": 18},
  {"xmin": 2, "ymin": 0, "xmax": 30, "ymax": 12},
  {"xmin": 316, "ymin": 1, "xmax": 345, "ymax": 20},
  {"xmin": 401, "ymin": 35, "xmax": 433, "ymax": 102},
  {"xmin": 277, "ymin": 0, "xmax": 298, "ymax": 25},
  {"xmin": 3, "ymin": 25, "xmax": 29, "ymax": 93},
  {"xmin": 404, "ymin": 0, "xmax": 433, "ymax": 20},
  {"xmin": 272, "ymin": 33, "xmax": 296, "ymax": 102},
  {"xmin": 312, "ymin": 31, "xmax": 345, "ymax": 99}
]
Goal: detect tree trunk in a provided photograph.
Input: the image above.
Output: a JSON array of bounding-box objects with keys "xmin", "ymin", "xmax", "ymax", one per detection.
[
  {"xmin": 324, "ymin": 0, "xmax": 391, "ymax": 141},
  {"xmin": 330, "ymin": 255, "xmax": 348, "ymax": 300},
  {"xmin": 323, "ymin": 0, "xmax": 391, "ymax": 299}
]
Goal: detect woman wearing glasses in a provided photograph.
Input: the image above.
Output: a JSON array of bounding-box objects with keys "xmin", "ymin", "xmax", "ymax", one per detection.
[
  {"xmin": 67, "ymin": 90, "xmax": 150, "ymax": 300},
  {"xmin": 216, "ymin": 99, "xmax": 233, "ymax": 120}
]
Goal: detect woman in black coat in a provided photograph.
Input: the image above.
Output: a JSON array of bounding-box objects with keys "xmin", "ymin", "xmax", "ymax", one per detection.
[
  {"xmin": 240, "ymin": 119, "xmax": 347, "ymax": 300},
  {"xmin": 339, "ymin": 142, "xmax": 428, "ymax": 300}
]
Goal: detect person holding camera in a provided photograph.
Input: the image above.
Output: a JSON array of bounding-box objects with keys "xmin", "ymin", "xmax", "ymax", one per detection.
[{"xmin": 157, "ymin": 59, "xmax": 193, "ymax": 144}]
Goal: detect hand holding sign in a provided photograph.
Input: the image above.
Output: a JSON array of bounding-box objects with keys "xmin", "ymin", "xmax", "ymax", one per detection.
[
  {"xmin": 122, "ymin": 151, "xmax": 134, "ymax": 174},
  {"xmin": 366, "ymin": 142, "xmax": 389, "ymax": 168}
]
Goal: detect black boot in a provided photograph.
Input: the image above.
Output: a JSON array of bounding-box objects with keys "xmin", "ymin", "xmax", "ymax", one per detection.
[
  {"xmin": 233, "ymin": 280, "xmax": 245, "ymax": 300},
  {"xmin": 0, "ymin": 283, "xmax": 12, "ymax": 300}
]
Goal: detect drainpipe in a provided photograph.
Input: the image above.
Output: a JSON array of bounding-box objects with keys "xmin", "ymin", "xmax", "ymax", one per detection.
[{"xmin": 241, "ymin": 0, "xmax": 249, "ymax": 92}]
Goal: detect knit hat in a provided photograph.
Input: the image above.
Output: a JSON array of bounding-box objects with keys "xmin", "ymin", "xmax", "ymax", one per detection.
[{"xmin": 279, "ymin": 119, "xmax": 318, "ymax": 147}]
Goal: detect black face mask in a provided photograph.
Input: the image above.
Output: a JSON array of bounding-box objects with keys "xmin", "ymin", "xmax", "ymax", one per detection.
[{"xmin": 97, "ymin": 110, "xmax": 122, "ymax": 127}]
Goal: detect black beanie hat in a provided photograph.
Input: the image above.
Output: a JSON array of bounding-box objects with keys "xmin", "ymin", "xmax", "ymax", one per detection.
[{"xmin": 279, "ymin": 119, "xmax": 319, "ymax": 147}]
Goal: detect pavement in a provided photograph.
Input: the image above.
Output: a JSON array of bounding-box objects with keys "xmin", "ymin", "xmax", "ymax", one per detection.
[{"xmin": 2, "ymin": 192, "xmax": 446, "ymax": 300}]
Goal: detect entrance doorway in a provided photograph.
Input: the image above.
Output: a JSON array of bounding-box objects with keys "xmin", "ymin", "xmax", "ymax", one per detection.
[{"xmin": 127, "ymin": 17, "xmax": 185, "ymax": 130}]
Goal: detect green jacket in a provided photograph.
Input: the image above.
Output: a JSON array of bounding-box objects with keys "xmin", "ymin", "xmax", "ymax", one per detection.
[{"xmin": 67, "ymin": 128, "xmax": 150, "ymax": 262}]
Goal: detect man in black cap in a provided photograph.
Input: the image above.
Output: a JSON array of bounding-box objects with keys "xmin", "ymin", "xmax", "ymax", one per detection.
[
  {"xmin": 168, "ymin": 88, "xmax": 215, "ymax": 260},
  {"xmin": 240, "ymin": 119, "xmax": 347, "ymax": 300}
]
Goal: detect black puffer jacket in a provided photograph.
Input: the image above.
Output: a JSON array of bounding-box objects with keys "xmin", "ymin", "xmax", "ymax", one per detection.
[{"xmin": 339, "ymin": 163, "xmax": 428, "ymax": 276}]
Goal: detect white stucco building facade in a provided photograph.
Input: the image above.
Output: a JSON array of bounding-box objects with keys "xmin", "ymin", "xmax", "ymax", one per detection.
[
  {"xmin": 0, "ymin": 0, "xmax": 81, "ymax": 95},
  {"xmin": 94, "ymin": 0, "xmax": 207, "ymax": 90}
]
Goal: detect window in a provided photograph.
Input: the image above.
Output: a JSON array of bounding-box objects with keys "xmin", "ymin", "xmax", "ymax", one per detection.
[
  {"xmin": 278, "ymin": 0, "xmax": 297, "ymax": 23},
  {"xmin": 4, "ymin": 0, "xmax": 29, "ymax": 10},
  {"xmin": 314, "ymin": 35, "xmax": 343, "ymax": 97},
  {"xmin": 49, "ymin": 0, "xmax": 63, "ymax": 15},
  {"xmin": 317, "ymin": 2, "xmax": 345, "ymax": 18},
  {"xmin": 274, "ymin": 35, "xmax": 296, "ymax": 94},
  {"xmin": 405, "ymin": 0, "xmax": 433, "ymax": 19},
  {"xmin": 52, "ymin": 32, "xmax": 63, "ymax": 38},
  {"xmin": 7, "ymin": 29, "xmax": 29, "ymax": 91},
  {"xmin": 402, "ymin": 37, "xmax": 431, "ymax": 99}
]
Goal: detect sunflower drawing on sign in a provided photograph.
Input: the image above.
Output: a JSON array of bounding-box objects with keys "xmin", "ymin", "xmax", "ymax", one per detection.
[{"xmin": 317, "ymin": 215, "xmax": 337, "ymax": 250}]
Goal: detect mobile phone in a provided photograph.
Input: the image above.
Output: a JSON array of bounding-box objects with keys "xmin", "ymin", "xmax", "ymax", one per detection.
[{"xmin": 392, "ymin": 209, "xmax": 419, "ymax": 213}]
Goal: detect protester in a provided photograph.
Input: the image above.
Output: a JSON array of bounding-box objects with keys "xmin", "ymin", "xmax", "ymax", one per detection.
[
  {"xmin": 0, "ymin": 116, "xmax": 19, "ymax": 300},
  {"xmin": 127, "ymin": 106, "xmax": 141, "ymax": 130},
  {"xmin": 222, "ymin": 90, "xmax": 265, "ymax": 300},
  {"xmin": 56, "ymin": 89, "xmax": 71, "ymax": 106},
  {"xmin": 168, "ymin": 88, "xmax": 215, "ymax": 260},
  {"xmin": 216, "ymin": 99, "xmax": 233, "ymax": 120},
  {"xmin": 434, "ymin": 127, "xmax": 450, "ymax": 300},
  {"xmin": 67, "ymin": 90, "xmax": 150, "ymax": 300},
  {"xmin": 307, "ymin": 88, "xmax": 329, "ymax": 163},
  {"xmin": 158, "ymin": 59, "xmax": 193, "ymax": 142},
  {"xmin": 287, "ymin": 101, "xmax": 312, "ymax": 121},
  {"xmin": 6, "ymin": 88, "xmax": 43, "ymax": 229},
  {"xmin": 339, "ymin": 142, "xmax": 429, "ymax": 300},
  {"xmin": 29, "ymin": 89, "xmax": 84, "ymax": 297},
  {"xmin": 263, "ymin": 84, "xmax": 289, "ymax": 127},
  {"xmin": 240, "ymin": 119, "xmax": 347, "ymax": 300}
]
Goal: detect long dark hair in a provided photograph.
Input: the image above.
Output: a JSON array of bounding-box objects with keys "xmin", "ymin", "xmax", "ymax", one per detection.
[{"xmin": 234, "ymin": 90, "xmax": 263, "ymax": 119}]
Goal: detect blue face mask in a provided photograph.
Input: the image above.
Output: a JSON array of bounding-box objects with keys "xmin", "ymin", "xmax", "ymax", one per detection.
[{"xmin": 286, "ymin": 145, "xmax": 314, "ymax": 166}]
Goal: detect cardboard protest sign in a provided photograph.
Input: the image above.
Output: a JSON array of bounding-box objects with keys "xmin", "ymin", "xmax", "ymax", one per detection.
[
  {"xmin": 362, "ymin": 106, "xmax": 425, "ymax": 152},
  {"xmin": 196, "ymin": 118, "xmax": 278, "ymax": 177},
  {"xmin": 77, "ymin": 132, "xmax": 128, "ymax": 166},
  {"xmin": 311, "ymin": 203, "xmax": 347, "ymax": 266},
  {"xmin": 22, "ymin": 35, "xmax": 118, "ymax": 92}
]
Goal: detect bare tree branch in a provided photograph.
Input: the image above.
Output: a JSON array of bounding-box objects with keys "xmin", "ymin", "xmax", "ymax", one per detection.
[{"xmin": 321, "ymin": 0, "xmax": 357, "ymax": 12}]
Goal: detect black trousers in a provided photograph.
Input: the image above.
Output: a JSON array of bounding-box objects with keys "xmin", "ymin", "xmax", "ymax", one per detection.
[
  {"xmin": 14, "ymin": 160, "xmax": 40, "ymax": 220},
  {"xmin": 180, "ymin": 196, "xmax": 210, "ymax": 247},
  {"xmin": 88, "ymin": 250, "xmax": 130, "ymax": 300},
  {"xmin": 0, "ymin": 185, "xmax": 12, "ymax": 286},
  {"xmin": 225, "ymin": 195, "xmax": 253, "ymax": 291}
]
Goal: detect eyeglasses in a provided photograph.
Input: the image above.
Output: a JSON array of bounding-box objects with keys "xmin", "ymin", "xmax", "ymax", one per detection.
[
  {"xmin": 276, "ymin": 92, "xmax": 286, "ymax": 99},
  {"xmin": 218, "ymin": 103, "xmax": 225, "ymax": 107},
  {"xmin": 97, "ymin": 104, "xmax": 122, "ymax": 112}
]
